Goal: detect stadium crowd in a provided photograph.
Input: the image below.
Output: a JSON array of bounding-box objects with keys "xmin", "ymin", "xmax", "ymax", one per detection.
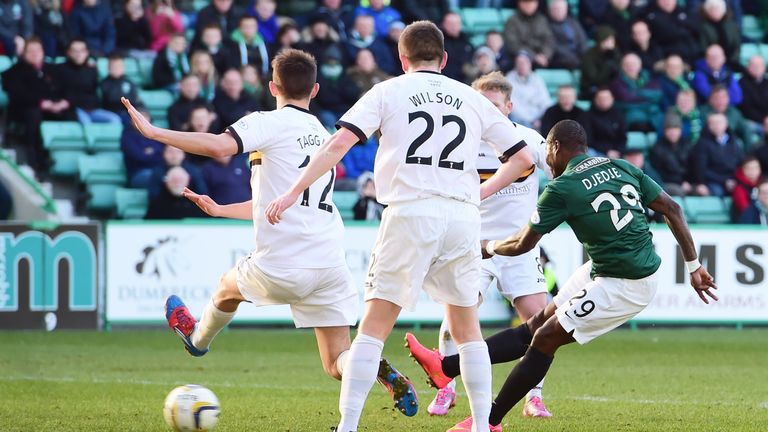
[{"xmin": 1, "ymin": 0, "xmax": 768, "ymax": 224}]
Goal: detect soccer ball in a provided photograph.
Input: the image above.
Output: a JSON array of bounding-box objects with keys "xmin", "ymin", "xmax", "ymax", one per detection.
[{"xmin": 163, "ymin": 384, "xmax": 220, "ymax": 431}]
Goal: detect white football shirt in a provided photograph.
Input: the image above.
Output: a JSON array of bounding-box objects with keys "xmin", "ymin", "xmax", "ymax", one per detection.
[
  {"xmin": 337, "ymin": 71, "xmax": 527, "ymax": 206},
  {"xmin": 227, "ymin": 105, "xmax": 345, "ymax": 269},
  {"xmin": 478, "ymin": 124, "xmax": 551, "ymax": 239}
]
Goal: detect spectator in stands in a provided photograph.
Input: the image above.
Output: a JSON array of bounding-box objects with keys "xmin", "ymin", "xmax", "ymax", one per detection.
[
  {"xmin": 503, "ymin": 0, "xmax": 554, "ymax": 68},
  {"xmin": 342, "ymin": 137, "xmax": 377, "ymax": 180},
  {"xmin": 667, "ymin": 88, "xmax": 703, "ymax": 143},
  {"xmin": 484, "ymin": 30, "xmax": 511, "ymax": 74},
  {"xmin": 580, "ymin": 26, "xmax": 621, "ymax": 99},
  {"xmin": 271, "ymin": 22, "xmax": 301, "ymax": 57},
  {"xmin": 353, "ymin": 171, "xmax": 384, "ymax": 221},
  {"xmin": 230, "ymin": 15, "xmax": 269, "ymax": 77},
  {"xmin": 603, "ymin": 0, "xmax": 637, "ymax": 52},
  {"xmin": 646, "ymin": 0, "xmax": 701, "ymax": 64},
  {"xmin": 0, "ymin": 0, "xmax": 32, "ymax": 57},
  {"xmin": 345, "ymin": 15, "xmax": 395, "ymax": 76},
  {"xmin": 67, "ymin": 0, "xmax": 116, "ymax": 56},
  {"xmin": 194, "ymin": 0, "xmax": 243, "ymax": 46},
  {"xmin": 121, "ymin": 107, "xmax": 166, "ymax": 188},
  {"xmin": 384, "ymin": 20, "xmax": 404, "ymax": 75},
  {"xmin": 691, "ymin": 44, "xmax": 742, "ymax": 106},
  {"xmin": 0, "ymin": 179, "xmax": 12, "ymax": 220},
  {"xmin": 202, "ymin": 154, "xmax": 251, "ymax": 205},
  {"xmin": 168, "ymin": 74, "xmax": 206, "ymax": 131},
  {"xmin": 240, "ymin": 63, "xmax": 272, "ymax": 110},
  {"xmin": 347, "ymin": 49, "xmax": 390, "ymax": 94},
  {"xmin": 1, "ymin": 37, "xmax": 65, "ymax": 171},
  {"xmin": 54, "ymin": 39, "xmax": 121, "ymax": 125},
  {"xmin": 185, "ymin": 105, "xmax": 219, "ymax": 137},
  {"xmin": 151, "ymin": 33, "xmax": 189, "ymax": 91},
  {"xmin": 145, "ymin": 166, "xmax": 208, "ymax": 219},
  {"xmin": 194, "ymin": 24, "xmax": 238, "ymax": 76},
  {"xmin": 314, "ymin": 45, "xmax": 360, "ymax": 130},
  {"xmin": 622, "ymin": 148, "xmax": 663, "ymax": 185},
  {"xmin": 610, "ymin": 52, "xmax": 663, "ymax": 131},
  {"xmin": 465, "ymin": 47, "xmax": 498, "ymax": 83},
  {"xmin": 578, "ymin": 0, "xmax": 610, "ymax": 36},
  {"xmin": 628, "ymin": 20, "xmax": 664, "ymax": 73},
  {"xmin": 300, "ymin": 15, "xmax": 344, "ymax": 68},
  {"xmin": 739, "ymin": 55, "xmax": 768, "ymax": 124},
  {"xmin": 587, "ymin": 87, "xmax": 627, "ymax": 158},
  {"xmin": 212, "ymin": 68, "xmax": 259, "ymax": 127},
  {"xmin": 30, "ymin": 0, "xmax": 65, "ymax": 57},
  {"xmin": 115, "ymin": 0, "xmax": 152, "ymax": 54},
  {"xmin": 146, "ymin": 0, "xmax": 184, "ymax": 52},
  {"xmin": 700, "ymin": 85, "xmax": 753, "ymax": 148},
  {"xmin": 312, "ymin": 0, "xmax": 354, "ymax": 43},
  {"xmin": 540, "ymin": 85, "xmax": 590, "ymax": 137},
  {"xmin": 692, "ymin": 112, "xmax": 744, "ymax": 196},
  {"xmin": 755, "ymin": 117, "xmax": 768, "ymax": 173},
  {"xmin": 737, "ymin": 178, "xmax": 768, "ymax": 225},
  {"xmin": 687, "ymin": 0, "xmax": 743, "ymax": 26},
  {"xmin": 147, "ymin": 145, "xmax": 207, "ymax": 199},
  {"xmin": 250, "ymin": 0, "xmax": 278, "ymax": 45},
  {"xmin": 547, "ymin": 0, "xmax": 588, "ymax": 70},
  {"xmin": 397, "ymin": 0, "xmax": 450, "ymax": 25},
  {"xmin": 658, "ymin": 54, "xmax": 692, "ymax": 111},
  {"xmin": 190, "ymin": 50, "xmax": 218, "ymax": 102},
  {"xmin": 100, "ymin": 54, "xmax": 141, "ymax": 119},
  {"xmin": 355, "ymin": 0, "xmax": 401, "ymax": 39},
  {"xmin": 732, "ymin": 156, "xmax": 762, "ymax": 218},
  {"xmin": 699, "ymin": 0, "xmax": 741, "ymax": 69},
  {"xmin": 441, "ymin": 12, "xmax": 473, "ymax": 83},
  {"xmin": 649, "ymin": 112, "xmax": 694, "ymax": 196},
  {"xmin": 506, "ymin": 52, "xmax": 550, "ymax": 129}
]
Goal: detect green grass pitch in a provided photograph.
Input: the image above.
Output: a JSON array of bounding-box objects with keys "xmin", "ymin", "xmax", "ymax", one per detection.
[{"xmin": 2, "ymin": 328, "xmax": 767, "ymax": 431}]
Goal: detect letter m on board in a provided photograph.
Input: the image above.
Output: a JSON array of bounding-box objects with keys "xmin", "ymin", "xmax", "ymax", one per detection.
[{"xmin": 0, "ymin": 231, "xmax": 96, "ymax": 312}]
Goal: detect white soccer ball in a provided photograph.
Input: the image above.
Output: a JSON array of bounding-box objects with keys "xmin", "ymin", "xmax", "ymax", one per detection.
[{"xmin": 163, "ymin": 384, "xmax": 220, "ymax": 431}]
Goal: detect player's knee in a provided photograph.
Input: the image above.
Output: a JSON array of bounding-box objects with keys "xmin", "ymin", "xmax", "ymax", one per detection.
[{"xmin": 530, "ymin": 321, "xmax": 561, "ymax": 354}]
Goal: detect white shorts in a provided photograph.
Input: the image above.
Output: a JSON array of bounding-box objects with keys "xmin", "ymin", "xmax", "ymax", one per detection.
[
  {"xmin": 552, "ymin": 261, "xmax": 658, "ymax": 344},
  {"xmin": 236, "ymin": 256, "xmax": 358, "ymax": 328},
  {"xmin": 479, "ymin": 246, "xmax": 547, "ymax": 302},
  {"xmin": 364, "ymin": 197, "xmax": 481, "ymax": 310}
]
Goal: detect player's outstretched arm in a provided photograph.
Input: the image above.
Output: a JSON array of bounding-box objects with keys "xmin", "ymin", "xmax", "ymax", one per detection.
[
  {"xmin": 183, "ymin": 188, "xmax": 253, "ymax": 220},
  {"xmin": 480, "ymin": 151, "xmax": 534, "ymax": 200},
  {"xmin": 121, "ymin": 97, "xmax": 238, "ymax": 158},
  {"xmin": 482, "ymin": 225, "xmax": 543, "ymax": 258},
  {"xmin": 265, "ymin": 128, "xmax": 358, "ymax": 225},
  {"xmin": 648, "ymin": 191, "xmax": 718, "ymax": 304}
]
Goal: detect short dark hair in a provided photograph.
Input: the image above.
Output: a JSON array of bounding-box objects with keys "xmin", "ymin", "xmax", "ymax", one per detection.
[
  {"xmin": 549, "ymin": 120, "xmax": 588, "ymax": 152},
  {"xmin": 271, "ymin": 48, "xmax": 317, "ymax": 100},
  {"xmin": 710, "ymin": 84, "xmax": 728, "ymax": 95},
  {"xmin": 398, "ymin": 20, "xmax": 444, "ymax": 66},
  {"xmin": 67, "ymin": 38, "xmax": 88, "ymax": 51},
  {"xmin": 108, "ymin": 53, "xmax": 123, "ymax": 62}
]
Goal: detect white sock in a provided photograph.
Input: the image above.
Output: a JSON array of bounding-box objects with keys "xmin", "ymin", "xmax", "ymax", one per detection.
[
  {"xmin": 438, "ymin": 319, "xmax": 458, "ymax": 391},
  {"xmin": 191, "ymin": 300, "xmax": 236, "ymax": 350},
  {"xmin": 335, "ymin": 350, "xmax": 350, "ymax": 376},
  {"xmin": 527, "ymin": 378, "xmax": 544, "ymax": 400},
  {"xmin": 458, "ymin": 341, "xmax": 492, "ymax": 432},
  {"xmin": 337, "ymin": 333, "xmax": 384, "ymax": 432}
]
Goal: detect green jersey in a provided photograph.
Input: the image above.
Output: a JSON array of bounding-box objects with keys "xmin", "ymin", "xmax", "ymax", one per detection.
[{"xmin": 529, "ymin": 154, "xmax": 663, "ymax": 279}]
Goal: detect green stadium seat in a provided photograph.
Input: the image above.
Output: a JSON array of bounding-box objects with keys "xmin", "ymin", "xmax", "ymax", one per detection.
[
  {"xmin": 332, "ymin": 190, "xmax": 358, "ymax": 220},
  {"xmin": 469, "ymin": 33, "xmax": 486, "ymax": 48},
  {"xmin": 683, "ymin": 196, "xmax": 730, "ymax": 224},
  {"xmin": 123, "ymin": 58, "xmax": 146, "ymax": 87},
  {"xmin": 538, "ymin": 69, "xmax": 574, "ymax": 95},
  {"xmin": 742, "ymin": 15, "xmax": 764, "ymax": 42},
  {"xmin": 96, "ymin": 57, "xmax": 109, "ymax": 80},
  {"xmin": 136, "ymin": 57, "xmax": 155, "ymax": 87},
  {"xmin": 672, "ymin": 195, "xmax": 686, "ymax": 213},
  {"xmin": 574, "ymin": 99, "xmax": 591, "ymax": 111},
  {"xmin": 115, "ymin": 187, "xmax": 149, "ymax": 219},
  {"xmin": 498, "ymin": 8, "xmax": 515, "ymax": 23},
  {"xmin": 138, "ymin": 89, "xmax": 174, "ymax": 124},
  {"xmin": 646, "ymin": 131, "xmax": 658, "ymax": 148},
  {"xmin": 460, "ymin": 8, "xmax": 503, "ymax": 35},
  {"xmin": 0, "ymin": 56, "xmax": 13, "ymax": 109},
  {"xmin": 84, "ymin": 123, "xmax": 123, "ymax": 153},
  {"xmin": 740, "ymin": 43, "xmax": 761, "ymax": 66},
  {"xmin": 626, "ymin": 131, "xmax": 649, "ymax": 152},
  {"xmin": 41, "ymin": 121, "xmax": 87, "ymax": 176},
  {"xmin": 78, "ymin": 154, "xmax": 127, "ymax": 211}
]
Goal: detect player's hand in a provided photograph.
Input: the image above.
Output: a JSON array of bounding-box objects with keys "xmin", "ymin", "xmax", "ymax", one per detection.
[
  {"xmin": 121, "ymin": 97, "xmax": 158, "ymax": 140},
  {"xmin": 690, "ymin": 266, "xmax": 718, "ymax": 304},
  {"xmin": 264, "ymin": 190, "xmax": 300, "ymax": 225},
  {"xmin": 480, "ymin": 240, "xmax": 493, "ymax": 260},
  {"xmin": 183, "ymin": 188, "xmax": 221, "ymax": 217}
]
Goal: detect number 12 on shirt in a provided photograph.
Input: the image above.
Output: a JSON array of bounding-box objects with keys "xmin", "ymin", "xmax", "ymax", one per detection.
[{"xmin": 298, "ymin": 155, "xmax": 335, "ymax": 213}]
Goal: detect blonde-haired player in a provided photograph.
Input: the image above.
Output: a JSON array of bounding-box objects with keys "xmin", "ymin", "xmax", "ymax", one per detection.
[{"xmin": 266, "ymin": 22, "xmax": 534, "ymax": 432}]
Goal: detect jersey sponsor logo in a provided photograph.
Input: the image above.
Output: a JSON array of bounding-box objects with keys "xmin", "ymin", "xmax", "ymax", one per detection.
[
  {"xmin": 572, "ymin": 157, "xmax": 610, "ymax": 174},
  {"xmin": 236, "ymin": 119, "xmax": 248, "ymax": 130},
  {"xmin": 530, "ymin": 210, "xmax": 541, "ymax": 224}
]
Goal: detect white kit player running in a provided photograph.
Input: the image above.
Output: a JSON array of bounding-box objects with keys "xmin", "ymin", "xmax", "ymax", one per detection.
[
  {"xmin": 121, "ymin": 49, "xmax": 419, "ymax": 420},
  {"xmin": 423, "ymin": 72, "xmax": 554, "ymax": 419},
  {"xmin": 265, "ymin": 22, "xmax": 534, "ymax": 432}
]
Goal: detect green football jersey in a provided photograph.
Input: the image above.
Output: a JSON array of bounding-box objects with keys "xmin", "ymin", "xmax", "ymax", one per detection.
[{"xmin": 529, "ymin": 154, "xmax": 663, "ymax": 279}]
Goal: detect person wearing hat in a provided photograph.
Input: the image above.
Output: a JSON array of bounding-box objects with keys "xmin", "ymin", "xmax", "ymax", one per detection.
[
  {"xmin": 580, "ymin": 26, "xmax": 621, "ymax": 99},
  {"xmin": 299, "ymin": 14, "xmax": 344, "ymax": 64},
  {"xmin": 503, "ymin": 0, "xmax": 555, "ymax": 68},
  {"xmin": 314, "ymin": 44, "xmax": 361, "ymax": 130},
  {"xmin": 649, "ymin": 112, "xmax": 695, "ymax": 196},
  {"xmin": 465, "ymin": 46, "xmax": 498, "ymax": 82}
]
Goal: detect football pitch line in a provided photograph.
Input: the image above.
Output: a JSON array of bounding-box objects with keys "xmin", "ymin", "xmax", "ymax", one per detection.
[{"xmin": 4, "ymin": 374, "xmax": 764, "ymax": 409}]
